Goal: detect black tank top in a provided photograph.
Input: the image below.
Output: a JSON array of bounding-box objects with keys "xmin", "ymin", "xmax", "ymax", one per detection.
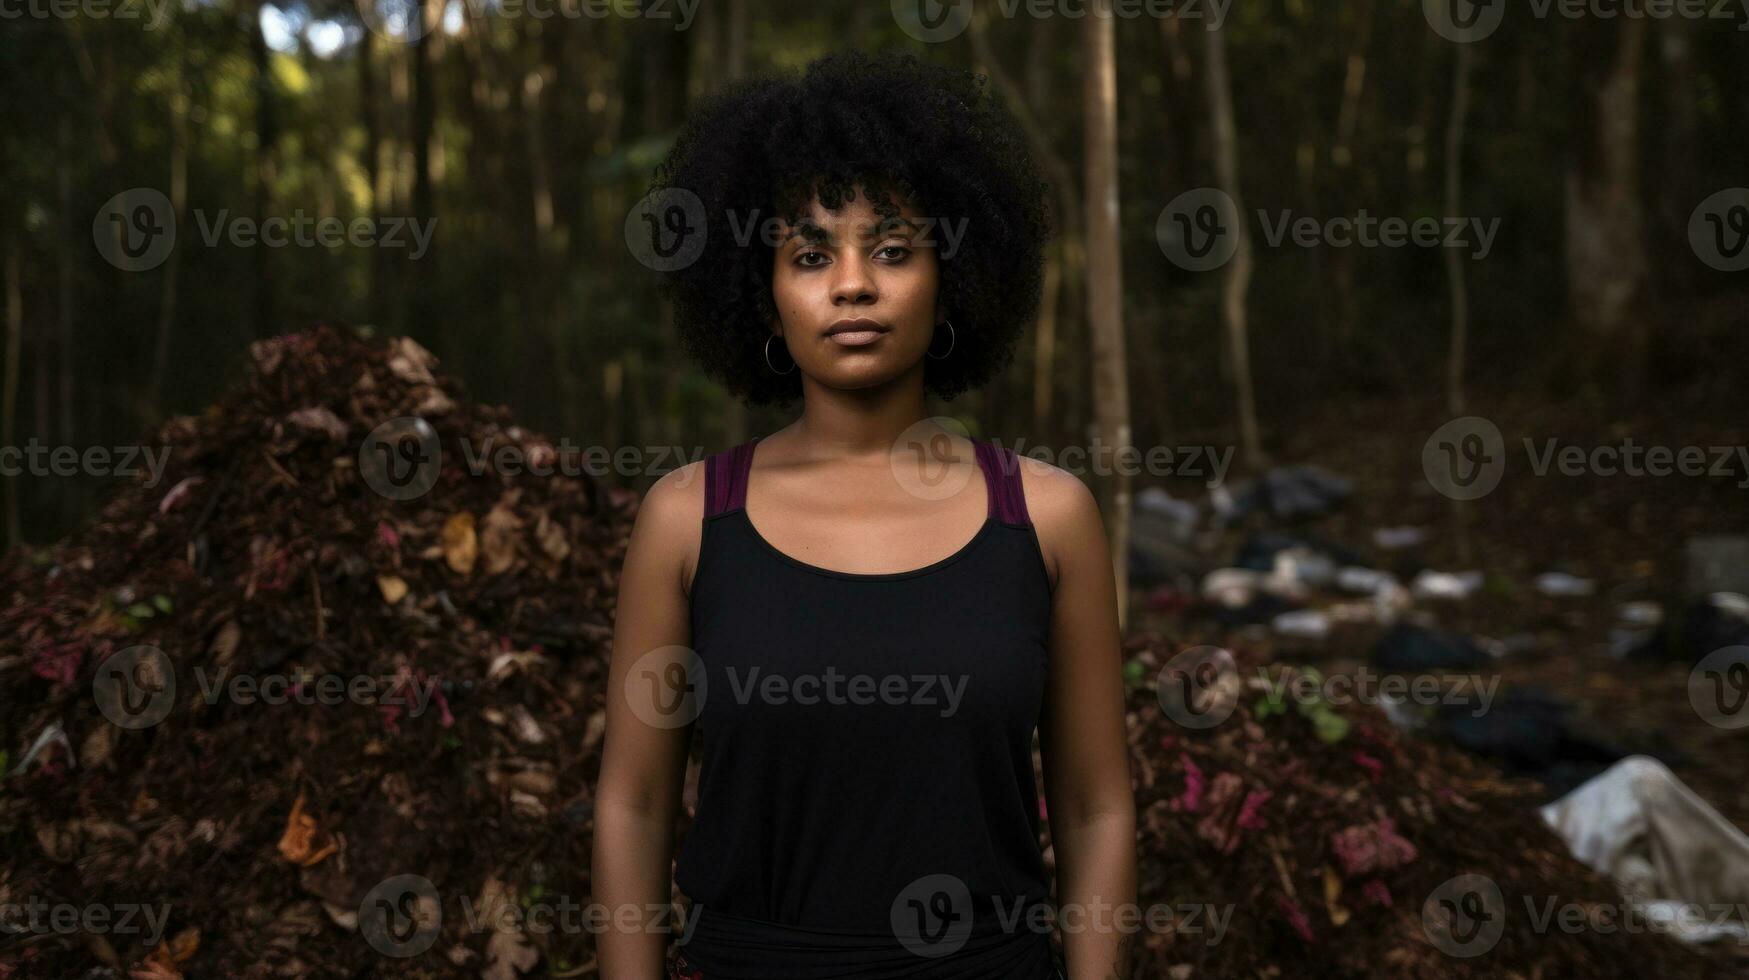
[{"xmin": 673, "ymin": 435, "xmax": 1062, "ymax": 979}]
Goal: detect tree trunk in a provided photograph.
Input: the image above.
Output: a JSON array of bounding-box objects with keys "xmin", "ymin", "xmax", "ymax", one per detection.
[
  {"xmin": 1656, "ymin": 15, "xmax": 1697, "ymax": 297},
  {"xmin": 4, "ymin": 233, "xmax": 22, "ymax": 549},
  {"xmin": 359, "ymin": 15, "xmax": 385, "ymax": 327},
  {"xmin": 721, "ymin": 0, "xmax": 749, "ymax": 448},
  {"xmin": 1082, "ymin": 0, "xmax": 1132, "ymax": 627},
  {"xmin": 1204, "ymin": 19, "xmax": 1263, "ymax": 472},
  {"xmin": 410, "ymin": 0, "xmax": 437, "ymax": 338},
  {"xmin": 1033, "ymin": 247, "xmax": 1061, "ymax": 435},
  {"xmin": 55, "ymin": 114, "xmax": 74, "ymax": 445},
  {"xmin": 149, "ymin": 58, "xmax": 188, "ymax": 415},
  {"xmin": 1564, "ymin": 17, "xmax": 1648, "ymax": 396},
  {"xmin": 1444, "ymin": 41, "xmax": 1475, "ymax": 563},
  {"xmin": 251, "ymin": 0, "xmax": 278, "ymax": 339}
]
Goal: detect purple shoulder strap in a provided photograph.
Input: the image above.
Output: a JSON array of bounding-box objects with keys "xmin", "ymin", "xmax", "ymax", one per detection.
[
  {"xmin": 705, "ymin": 438, "xmax": 758, "ymax": 518},
  {"xmin": 708, "ymin": 436, "xmax": 1028, "ymax": 525},
  {"xmin": 975, "ymin": 439, "xmax": 1032, "ymax": 527}
]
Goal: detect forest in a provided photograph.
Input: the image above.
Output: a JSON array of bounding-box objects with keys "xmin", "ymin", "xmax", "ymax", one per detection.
[{"xmin": 2, "ymin": 0, "xmax": 1748, "ymax": 977}]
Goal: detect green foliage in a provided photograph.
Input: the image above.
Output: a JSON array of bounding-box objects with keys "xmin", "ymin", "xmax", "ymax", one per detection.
[{"xmin": 1254, "ymin": 667, "xmax": 1350, "ymax": 744}]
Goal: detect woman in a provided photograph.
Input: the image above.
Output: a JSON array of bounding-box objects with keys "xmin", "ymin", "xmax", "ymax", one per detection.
[{"xmin": 593, "ymin": 51, "xmax": 1136, "ymax": 979}]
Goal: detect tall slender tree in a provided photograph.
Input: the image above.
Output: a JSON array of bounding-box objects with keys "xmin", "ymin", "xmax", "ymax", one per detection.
[{"xmin": 1083, "ymin": 0, "xmax": 1131, "ymax": 621}]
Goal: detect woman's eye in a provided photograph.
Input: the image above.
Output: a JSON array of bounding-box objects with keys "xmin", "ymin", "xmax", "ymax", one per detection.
[
  {"xmin": 876, "ymin": 245, "xmax": 910, "ymax": 261},
  {"xmin": 795, "ymin": 251, "xmax": 826, "ymax": 267}
]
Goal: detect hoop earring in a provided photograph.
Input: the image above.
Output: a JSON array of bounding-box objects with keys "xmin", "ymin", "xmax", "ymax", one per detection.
[
  {"xmin": 926, "ymin": 321, "xmax": 956, "ymax": 360},
  {"xmin": 765, "ymin": 335, "xmax": 797, "ymax": 375}
]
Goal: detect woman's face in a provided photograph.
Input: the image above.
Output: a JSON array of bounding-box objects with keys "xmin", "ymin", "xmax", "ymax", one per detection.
[{"xmin": 767, "ymin": 187, "xmax": 945, "ymax": 393}]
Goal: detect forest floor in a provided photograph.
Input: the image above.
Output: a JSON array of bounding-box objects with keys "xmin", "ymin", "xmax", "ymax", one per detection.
[{"xmin": 1134, "ymin": 375, "xmax": 1749, "ymax": 846}]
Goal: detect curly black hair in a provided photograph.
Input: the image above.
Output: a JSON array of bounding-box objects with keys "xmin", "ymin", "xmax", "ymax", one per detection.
[{"xmin": 646, "ymin": 50, "xmax": 1052, "ymax": 407}]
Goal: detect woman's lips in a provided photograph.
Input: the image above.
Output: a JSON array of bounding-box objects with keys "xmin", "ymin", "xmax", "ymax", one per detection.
[
  {"xmin": 824, "ymin": 319, "xmax": 890, "ymax": 348},
  {"xmin": 826, "ymin": 329, "xmax": 887, "ymax": 347}
]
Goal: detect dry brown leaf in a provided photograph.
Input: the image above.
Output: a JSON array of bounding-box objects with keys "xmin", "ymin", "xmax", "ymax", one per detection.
[
  {"xmin": 277, "ymin": 790, "xmax": 338, "ymax": 867},
  {"xmin": 480, "ymin": 495, "xmax": 523, "ymax": 575},
  {"xmin": 477, "ymin": 876, "xmax": 540, "ymax": 980},
  {"xmin": 1323, "ymin": 865, "xmax": 1351, "ymax": 926},
  {"xmin": 414, "ymin": 386, "xmax": 456, "ymax": 416},
  {"xmin": 81, "ymin": 723, "xmax": 114, "ymax": 768},
  {"xmin": 130, "ymin": 926, "xmax": 197, "ymax": 980},
  {"xmin": 286, "ymin": 406, "xmax": 349, "ymax": 441},
  {"xmin": 532, "ymin": 509, "xmax": 570, "ymax": 563},
  {"xmin": 387, "ymin": 336, "xmax": 438, "ymax": 384},
  {"xmin": 166, "ymin": 927, "xmax": 200, "ymax": 964},
  {"xmin": 443, "ymin": 512, "xmax": 479, "ymax": 576},
  {"xmin": 377, "ymin": 575, "xmax": 409, "ymax": 604},
  {"xmin": 209, "ymin": 619, "xmax": 242, "ymax": 667}
]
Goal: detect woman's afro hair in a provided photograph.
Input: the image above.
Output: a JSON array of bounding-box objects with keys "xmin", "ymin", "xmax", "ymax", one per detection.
[{"xmin": 646, "ymin": 50, "xmax": 1052, "ymax": 407}]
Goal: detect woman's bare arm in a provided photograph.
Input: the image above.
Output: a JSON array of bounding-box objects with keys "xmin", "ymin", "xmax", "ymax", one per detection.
[
  {"xmin": 1026, "ymin": 459, "xmax": 1139, "ymax": 980},
  {"xmin": 593, "ymin": 462, "xmax": 706, "ymax": 979}
]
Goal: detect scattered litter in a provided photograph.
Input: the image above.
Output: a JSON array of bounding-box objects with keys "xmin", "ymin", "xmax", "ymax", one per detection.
[
  {"xmin": 1617, "ymin": 601, "xmax": 1664, "ymax": 627},
  {"xmin": 1272, "ymin": 609, "xmax": 1331, "ymax": 640},
  {"xmin": 10, "ymin": 720, "xmax": 74, "ymax": 775},
  {"xmin": 1336, "ymin": 566, "xmax": 1396, "ymax": 594},
  {"xmin": 1217, "ymin": 466, "xmax": 1353, "ymax": 523},
  {"xmin": 1411, "ymin": 569, "xmax": 1484, "ymax": 601},
  {"xmin": 1372, "ymin": 526, "xmax": 1427, "ymax": 550},
  {"xmin": 1536, "ymin": 572, "xmax": 1597, "ymax": 598},
  {"xmin": 1201, "ymin": 568, "xmax": 1262, "ymax": 608},
  {"xmin": 1686, "ymin": 535, "xmax": 1749, "ymax": 597},
  {"xmin": 1622, "ymin": 592, "xmax": 1749, "ymax": 664},
  {"xmin": 1542, "ymin": 756, "xmax": 1749, "ymax": 944},
  {"xmin": 1372, "ymin": 622, "xmax": 1495, "ymax": 671}
]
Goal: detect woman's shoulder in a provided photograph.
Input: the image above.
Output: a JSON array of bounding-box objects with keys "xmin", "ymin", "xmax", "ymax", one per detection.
[
  {"xmin": 628, "ymin": 456, "xmax": 714, "ymax": 597},
  {"xmin": 1009, "ymin": 451, "xmax": 1104, "ymax": 590}
]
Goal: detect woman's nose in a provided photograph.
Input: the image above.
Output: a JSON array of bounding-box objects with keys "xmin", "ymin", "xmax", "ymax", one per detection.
[{"xmin": 830, "ymin": 253, "xmax": 877, "ymax": 305}]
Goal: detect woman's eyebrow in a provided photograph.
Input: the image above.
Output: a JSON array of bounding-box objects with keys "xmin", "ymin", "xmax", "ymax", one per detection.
[
  {"xmin": 873, "ymin": 217, "xmax": 923, "ymax": 237},
  {"xmin": 778, "ymin": 221, "xmax": 834, "ymax": 247}
]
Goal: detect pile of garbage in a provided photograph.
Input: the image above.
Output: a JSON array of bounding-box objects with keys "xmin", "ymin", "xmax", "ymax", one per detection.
[
  {"xmin": 2, "ymin": 325, "xmax": 1739, "ymax": 978},
  {"xmin": 1121, "ymin": 632, "xmax": 1736, "ymax": 978},
  {"xmin": 1, "ymin": 325, "xmax": 634, "ymax": 977}
]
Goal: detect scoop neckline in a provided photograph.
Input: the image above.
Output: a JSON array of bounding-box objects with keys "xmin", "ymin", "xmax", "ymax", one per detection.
[{"xmin": 735, "ymin": 434, "xmax": 998, "ymax": 581}]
